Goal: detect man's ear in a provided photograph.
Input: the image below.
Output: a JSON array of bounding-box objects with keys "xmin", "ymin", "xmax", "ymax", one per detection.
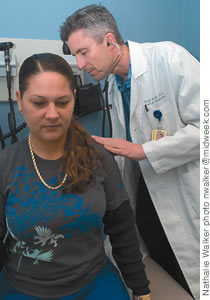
[
  {"xmin": 104, "ymin": 32, "xmax": 116, "ymax": 48},
  {"xmin": 16, "ymin": 90, "xmax": 23, "ymax": 113}
]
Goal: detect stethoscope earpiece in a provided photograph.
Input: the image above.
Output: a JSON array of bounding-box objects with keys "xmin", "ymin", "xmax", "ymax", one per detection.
[{"xmin": 106, "ymin": 42, "xmax": 120, "ymax": 75}]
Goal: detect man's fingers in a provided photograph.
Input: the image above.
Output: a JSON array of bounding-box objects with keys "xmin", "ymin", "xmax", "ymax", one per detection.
[
  {"xmin": 91, "ymin": 135, "xmax": 106, "ymax": 144},
  {"xmin": 91, "ymin": 135, "xmax": 115, "ymax": 146}
]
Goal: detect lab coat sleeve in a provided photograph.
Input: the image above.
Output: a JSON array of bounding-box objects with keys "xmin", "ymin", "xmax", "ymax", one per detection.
[{"xmin": 142, "ymin": 47, "xmax": 200, "ymax": 175}]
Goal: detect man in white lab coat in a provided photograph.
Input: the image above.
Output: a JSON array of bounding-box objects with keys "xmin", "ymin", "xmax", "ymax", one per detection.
[{"xmin": 60, "ymin": 4, "xmax": 199, "ymax": 300}]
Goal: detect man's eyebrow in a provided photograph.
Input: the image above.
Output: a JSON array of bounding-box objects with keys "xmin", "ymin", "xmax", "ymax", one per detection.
[{"xmin": 74, "ymin": 47, "xmax": 87, "ymax": 55}]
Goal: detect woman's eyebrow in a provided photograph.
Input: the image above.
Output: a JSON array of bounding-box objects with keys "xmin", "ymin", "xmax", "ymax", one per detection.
[{"xmin": 30, "ymin": 95, "xmax": 71, "ymax": 99}]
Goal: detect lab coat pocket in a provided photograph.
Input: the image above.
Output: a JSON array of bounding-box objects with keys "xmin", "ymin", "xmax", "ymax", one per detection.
[
  {"xmin": 179, "ymin": 167, "xmax": 200, "ymax": 217},
  {"xmin": 143, "ymin": 100, "xmax": 172, "ymax": 140}
]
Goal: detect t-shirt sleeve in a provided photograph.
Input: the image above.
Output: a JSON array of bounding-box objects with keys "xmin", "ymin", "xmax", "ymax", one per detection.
[
  {"xmin": 100, "ymin": 146, "xmax": 129, "ymax": 211},
  {"xmin": 0, "ymin": 152, "xmax": 7, "ymax": 270}
]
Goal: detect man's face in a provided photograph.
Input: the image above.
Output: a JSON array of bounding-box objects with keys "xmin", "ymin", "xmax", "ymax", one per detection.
[{"xmin": 67, "ymin": 29, "xmax": 113, "ymax": 81}]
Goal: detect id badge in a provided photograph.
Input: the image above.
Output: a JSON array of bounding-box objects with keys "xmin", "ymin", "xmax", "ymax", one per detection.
[{"xmin": 152, "ymin": 129, "xmax": 168, "ymax": 140}]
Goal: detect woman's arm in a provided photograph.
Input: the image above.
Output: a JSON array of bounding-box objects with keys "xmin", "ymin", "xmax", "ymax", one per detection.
[{"xmin": 103, "ymin": 200, "xmax": 150, "ymax": 296}]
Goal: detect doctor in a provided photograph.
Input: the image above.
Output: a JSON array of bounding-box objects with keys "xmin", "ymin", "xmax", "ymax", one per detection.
[{"xmin": 60, "ymin": 4, "xmax": 200, "ymax": 300}]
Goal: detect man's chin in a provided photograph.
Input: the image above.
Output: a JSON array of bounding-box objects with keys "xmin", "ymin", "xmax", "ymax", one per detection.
[
  {"xmin": 92, "ymin": 74, "xmax": 106, "ymax": 81},
  {"xmin": 87, "ymin": 69, "xmax": 106, "ymax": 81}
]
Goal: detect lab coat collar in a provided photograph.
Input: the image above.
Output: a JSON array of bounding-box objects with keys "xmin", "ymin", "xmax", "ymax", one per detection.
[{"xmin": 127, "ymin": 40, "xmax": 147, "ymax": 79}]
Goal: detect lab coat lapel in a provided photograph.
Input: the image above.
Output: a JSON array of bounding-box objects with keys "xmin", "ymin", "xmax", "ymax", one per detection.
[
  {"xmin": 128, "ymin": 40, "xmax": 147, "ymax": 120},
  {"xmin": 108, "ymin": 75, "xmax": 126, "ymax": 128}
]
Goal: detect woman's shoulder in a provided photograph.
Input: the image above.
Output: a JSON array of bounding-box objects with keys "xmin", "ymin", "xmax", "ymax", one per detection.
[
  {"xmin": 91, "ymin": 139, "xmax": 114, "ymax": 161},
  {"xmin": 0, "ymin": 137, "xmax": 28, "ymax": 162},
  {"xmin": 91, "ymin": 138, "xmax": 120, "ymax": 176}
]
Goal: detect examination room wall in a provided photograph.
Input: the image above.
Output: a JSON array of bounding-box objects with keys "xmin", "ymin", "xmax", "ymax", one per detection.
[{"xmin": 0, "ymin": 0, "xmax": 200, "ymax": 145}]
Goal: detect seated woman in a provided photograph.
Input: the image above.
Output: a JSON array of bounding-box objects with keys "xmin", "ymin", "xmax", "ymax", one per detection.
[{"xmin": 0, "ymin": 53, "xmax": 150, "ymax": 300}]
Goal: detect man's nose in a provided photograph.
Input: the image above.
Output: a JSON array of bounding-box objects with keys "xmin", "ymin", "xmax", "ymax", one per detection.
[{"xmin": 76, "ymin": 56, "xmax": 86, "ymax": 70}]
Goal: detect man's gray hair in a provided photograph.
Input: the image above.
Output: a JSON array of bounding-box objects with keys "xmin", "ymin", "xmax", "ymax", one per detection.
[{"xmin": 60, "ymin": 4, "xmax": 123, "ymax": 45}]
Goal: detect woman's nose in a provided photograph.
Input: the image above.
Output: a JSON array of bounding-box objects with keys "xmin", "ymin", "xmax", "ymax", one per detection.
[{"xmin": 45, "ymin": 104, "xmax": 59, "ymax": 119}]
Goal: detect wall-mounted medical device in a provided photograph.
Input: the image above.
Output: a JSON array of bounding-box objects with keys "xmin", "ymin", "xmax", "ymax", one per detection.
[{"xmin": 0, "ymin": 53, "xmax": 16, "ymax": 77}]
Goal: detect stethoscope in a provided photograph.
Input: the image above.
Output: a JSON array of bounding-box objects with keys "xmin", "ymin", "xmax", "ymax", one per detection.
[{"xmin": 100, "ymin": 42, "xmax": 121, "ymax": 137}]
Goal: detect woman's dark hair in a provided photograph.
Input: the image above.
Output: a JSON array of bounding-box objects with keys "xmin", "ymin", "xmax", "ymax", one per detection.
[
  {"xmin": 19, "ymin": 53, "xmax": 75, "ymax": 98},
  {"xmin": 19, "ymin": 53, "xmax": 102, "ymax": 193}
]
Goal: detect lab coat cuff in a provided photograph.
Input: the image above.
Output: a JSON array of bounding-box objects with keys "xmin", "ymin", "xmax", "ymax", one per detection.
[{"xmin": 142, "ymin": 143, "xmax": 162, "ymax": 174}]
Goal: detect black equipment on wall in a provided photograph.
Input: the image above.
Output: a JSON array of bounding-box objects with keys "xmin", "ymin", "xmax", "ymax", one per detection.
[
  {"xmin": 0, "ymin": 42, "xmax": 27, "ymax": 150},
  {"xmin": 73, "ymin": 80, "xmax": 112, "ymax": 137},
  {"xmin": 74, "ymin": 83, "xmax": 103, "ymax": 118}
]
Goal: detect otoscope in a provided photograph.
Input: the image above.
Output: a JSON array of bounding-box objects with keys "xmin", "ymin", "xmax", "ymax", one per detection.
[
  {"xmin": 0, "ymin": 42, "xmax": 27, "ymax": 149},
  {"xmin": 0, "ymin": 42, "xmax": 13, "ymax": 97},
  {"xmin": 0, "ymin": 42, "xmax": 18, "ymax": 145}
]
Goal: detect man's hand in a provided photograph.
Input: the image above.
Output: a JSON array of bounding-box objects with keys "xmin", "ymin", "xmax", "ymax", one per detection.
[{"xmin": 91, "ymin": 136, "xmax": 146, "ymax": 161}]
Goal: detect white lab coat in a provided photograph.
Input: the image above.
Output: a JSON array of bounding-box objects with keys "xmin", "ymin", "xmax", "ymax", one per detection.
[{"xmin": 107, "ymin": 41, "xmax": 200, "ymax": 299}]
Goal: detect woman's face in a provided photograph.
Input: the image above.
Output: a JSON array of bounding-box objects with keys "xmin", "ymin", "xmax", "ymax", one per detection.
[{"xmin": 16, "ymin": 71, "xmax": 75, "ymax": 145}]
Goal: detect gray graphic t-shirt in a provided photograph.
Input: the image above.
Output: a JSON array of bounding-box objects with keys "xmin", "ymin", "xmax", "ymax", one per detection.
[{"xmin": 0, "ymin": 138, "xmax": 128, "ymax": 298}]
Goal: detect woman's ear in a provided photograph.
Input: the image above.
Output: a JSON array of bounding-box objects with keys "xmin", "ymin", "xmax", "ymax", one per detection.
[{"xmin": 16, "ymin": 90, "xmax": 23, "ymax": 113}]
